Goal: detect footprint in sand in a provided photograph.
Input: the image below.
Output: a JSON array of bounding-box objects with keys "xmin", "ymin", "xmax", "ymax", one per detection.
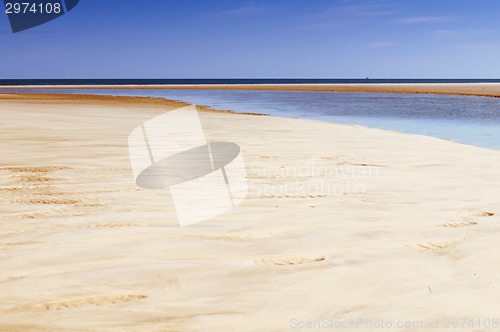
[
  {"xmin": 437, "ymin": 221, "xmax": 478, "ymax": 228},
  {"xmin": 415, "ymin": 240, "xmax": 458, "ymax": 250},
  {"xmin": 29, "ymin": 294, "xmax": 148, "ymax": 311},
  {"xmin": 471, "ymin": 211, "xmax": 495, "ymax": 217},
  {"xmin": 255, "ymin": 256, "xmax": 325, "ymax": 266}
]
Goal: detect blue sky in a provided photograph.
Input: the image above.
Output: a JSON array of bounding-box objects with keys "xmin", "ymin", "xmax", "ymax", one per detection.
[{"xmin": 1, "ymin": 0, "xmax": 500, "ymax": 78}]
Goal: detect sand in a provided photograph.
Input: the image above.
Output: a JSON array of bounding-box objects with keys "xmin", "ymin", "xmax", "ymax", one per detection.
[
  {"xmin": 0, "ymin": 92, "xmax": 499, "ymax": 331},
  {"xmin": 2, "ymin": 82, "xmax": 500, "ymax": 98}
]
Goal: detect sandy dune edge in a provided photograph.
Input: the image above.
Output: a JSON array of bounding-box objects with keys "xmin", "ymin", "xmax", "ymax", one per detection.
[{"xmin": 0, "ymin": 93, "xmax": 499, "ymax": 331}]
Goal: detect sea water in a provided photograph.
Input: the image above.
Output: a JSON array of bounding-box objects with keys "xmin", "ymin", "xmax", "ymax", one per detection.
[{"xmin": 1, "ymin": 88, "xmax": 499, "ymax": 150}]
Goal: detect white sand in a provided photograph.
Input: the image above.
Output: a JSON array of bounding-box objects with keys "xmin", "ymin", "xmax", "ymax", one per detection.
[{"xmin": 0, "ymin": 93, "xmax": 499, "ymax": 331}]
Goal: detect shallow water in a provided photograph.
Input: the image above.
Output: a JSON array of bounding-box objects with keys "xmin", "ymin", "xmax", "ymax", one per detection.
[{"xmin": 2, "ymin": 88, "xmax": 499, "ymax": 149}]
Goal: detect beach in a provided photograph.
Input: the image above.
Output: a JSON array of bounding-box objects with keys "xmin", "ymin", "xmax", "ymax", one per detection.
[{"xmin": 0, "ymin": 92, "xmax": 499, "ymax": 331}]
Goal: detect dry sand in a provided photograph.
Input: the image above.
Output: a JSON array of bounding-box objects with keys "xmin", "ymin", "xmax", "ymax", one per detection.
[{"xmin": 0, "ymin": 92, "xmax": 499, "ymax": 331}]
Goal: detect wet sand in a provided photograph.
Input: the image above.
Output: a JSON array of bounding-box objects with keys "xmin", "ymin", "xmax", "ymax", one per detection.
[{"xmin": 2, "ymin": 82, "xmax": 500, "ymax": 98}]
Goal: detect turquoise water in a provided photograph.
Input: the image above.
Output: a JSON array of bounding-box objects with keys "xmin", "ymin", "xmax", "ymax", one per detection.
[{"xmin": 1, "ymin": 88, "xmax": 499, "ymax": 150}]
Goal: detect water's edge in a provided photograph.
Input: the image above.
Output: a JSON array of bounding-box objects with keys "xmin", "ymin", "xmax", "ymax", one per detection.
[{"xmin": 1, "ymin": 89, "xmax": 499, "ymax": 150}]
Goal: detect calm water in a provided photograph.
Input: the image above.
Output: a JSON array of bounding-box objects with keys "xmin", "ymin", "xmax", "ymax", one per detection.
[
  {"xmin": 1, "ymin": 88, "xmax": 499, "ymax": 150},
  {"xmin": 3, "ymin": 78, "xmax": 500, "ymax": 85}
]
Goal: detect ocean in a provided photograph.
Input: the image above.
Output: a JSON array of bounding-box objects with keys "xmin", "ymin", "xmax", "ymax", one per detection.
[
  {"xmin": 2, "ymin": 78, "xmax": 500, "ymax": 85},
  {"xmin": 0, "ymin": 85, "xmax": 499, "ymax": 150}
]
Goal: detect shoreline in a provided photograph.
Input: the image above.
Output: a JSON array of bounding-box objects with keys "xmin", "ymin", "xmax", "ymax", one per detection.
[
  {"xmin": 2, "ymin": 82, "xmax": 500, "ymax": 98},
  {"xmin": 0, "ymin": 92, "xmax": 270, "ymax": 116},
  {"xmin": 2, "ymin": 91, "xmax": 498, "ymax": 151}
]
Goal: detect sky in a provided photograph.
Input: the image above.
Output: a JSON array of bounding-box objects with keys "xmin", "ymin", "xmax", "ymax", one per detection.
[{"xmin": 1, "ymin": 0, "xmax": 500, "ymax": 79}]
